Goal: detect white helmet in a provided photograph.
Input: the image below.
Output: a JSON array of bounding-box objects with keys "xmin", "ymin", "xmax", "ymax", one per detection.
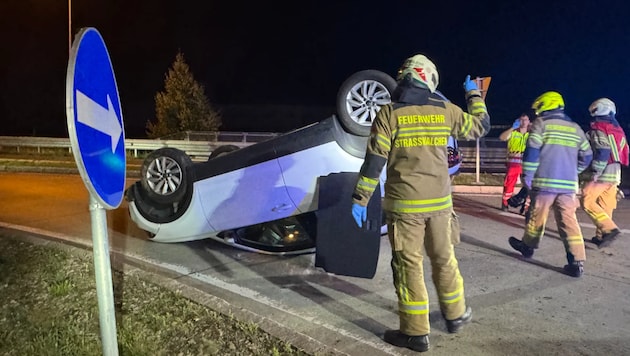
[
  {"xmin": 589, "ymin": 98, "xmax": 616, "ymax": 117},
  {"xmin": 396, "ymin": 54, "xmax": 439, "ymax": 93}
]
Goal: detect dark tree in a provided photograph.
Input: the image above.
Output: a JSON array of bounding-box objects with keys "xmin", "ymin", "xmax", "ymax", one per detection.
[{"xmin": 146, "ymin": 51, "xmax": 221, "ymax": 138}]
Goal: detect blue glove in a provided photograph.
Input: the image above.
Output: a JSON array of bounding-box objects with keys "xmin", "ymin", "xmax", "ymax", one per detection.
[
  {"xmin": 351, "ymin": 203, "xmax": 367, "ymax": 228},
  {"xmin": 463, "ymin": 75, "xmax": 478, "ymax": 92},
  {"xmin": 511, "ymin": 119, "xmax": 521, "ymax": 130}
]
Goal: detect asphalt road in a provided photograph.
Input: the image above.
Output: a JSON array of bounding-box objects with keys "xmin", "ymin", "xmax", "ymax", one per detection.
[{"xmin": 1, "ymin": 172, "xmax": 629, "ymax": 356}]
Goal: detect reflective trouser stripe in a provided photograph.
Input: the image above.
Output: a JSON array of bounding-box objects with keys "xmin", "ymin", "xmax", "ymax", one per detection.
[
  {"xmin": 398, "ymin": 300, "xmax": 429, "ymax": 315},
  {"xmin": 524, "ymin": 192, "xmax": 585, "ymax": 261},
  {"xmin": 580, "ymin": 181, "xmax": 619, "ymax": 236},
  {"xmin": 388, "ymin": 212, "xmax": 466, "ymax": 335},
  {"xmin": 439, "ymin": 283, "xmax": 465, "ymax": 305}
]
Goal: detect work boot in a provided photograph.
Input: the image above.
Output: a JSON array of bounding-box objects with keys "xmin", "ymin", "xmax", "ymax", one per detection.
[
  {"xmin": 383, "ymin": 330, "xmax": 430, "ymax": 352},
  {"xmin": 501, "ymin": 203, "xmax": 508, "ymax": 211},
  {"xmin": 589, "ymin": 237, "xmax": 602, "ymax": 246},
  {"xmin": 445, "ymin": 306, "xmax": 473, "ymax": 333},
  {"xmin": 598, "ymin": 229, "xmax": 621, "ymax": 249},
  {"xmin": 563, "ymin": 261, "xmax": 584, "ymax": 277},
  {"xmin": 509, "ymin": 236, "xmax": 534, "ymax": 258}
]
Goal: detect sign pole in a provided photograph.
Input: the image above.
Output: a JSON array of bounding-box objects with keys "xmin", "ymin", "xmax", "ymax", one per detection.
[
  {"xmin": 66, "ymin": 27, "xmax": 126, "ymax": 355},
  {"xmin": 89, "ymin": 195, "xmax": 119, "ymax": 355},
  {"xmin": 474, "ymin": 77, "xmax": 492, "ymax": 184},
  {"xmin": 68, "ymin": 0, "xmax": 72, "ymax": 55}
]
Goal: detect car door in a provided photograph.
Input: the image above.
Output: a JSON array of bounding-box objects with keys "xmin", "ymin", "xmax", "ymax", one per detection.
[
  {"xmin": 315, "ymin": 172, "xmax": 381, "ymax": 278},
  {"xmin": 278, "ymin": 141, "xmax": 364, "ymax": 213},
  {"xmin": 198, "ymin": 157, "xmax": 298, "ymax": 232}
]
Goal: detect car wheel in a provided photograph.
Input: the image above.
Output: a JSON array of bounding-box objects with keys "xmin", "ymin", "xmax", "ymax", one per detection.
[
  {"xmin": 336, "ymin": 69, "xmax": 398, "ymax": 137},
  {"xmin": 141, "ymin": 147, "xmax": 192, "ymax": 205},
  {"xmin": 208, "ymin": 144, "xmax": 239, "ymax": 160}
]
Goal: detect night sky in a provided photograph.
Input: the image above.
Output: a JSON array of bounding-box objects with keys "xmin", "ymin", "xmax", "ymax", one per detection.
[{"xmin": 2, "ymin": 1, "xmax": 630, "ymax": 138}]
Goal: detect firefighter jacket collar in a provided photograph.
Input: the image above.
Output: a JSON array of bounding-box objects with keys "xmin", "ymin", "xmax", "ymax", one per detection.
[
  {"xmin": 539, "ymin": 110, "xmax": 572, "ymax": 122},
  {"xmin": 392, "ymin": 81, "xmax": 431, "ymax": 105},
  {"xmin": 591, "ymin": 115, "xmax": 620, "ymax": 127}
]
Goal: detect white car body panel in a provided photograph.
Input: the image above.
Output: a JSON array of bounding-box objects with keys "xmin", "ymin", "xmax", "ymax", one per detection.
[
  {"xmin": 278, "ymin": 141, "xmax": 364, "ymax": 212},
  {"xmin": 128, "ymin": 193, "xmax": 213, "ymax": 242},
  {"xmin": 198, "ymin": 159, "xmax": 298, "ymax": 231}
]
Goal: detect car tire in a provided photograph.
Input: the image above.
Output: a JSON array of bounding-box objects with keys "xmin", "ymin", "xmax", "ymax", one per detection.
[
  {"xmin": 140, "ymin": 147, "xmax": 192, "ymax": 205},
  {"xmin": 336, "ymin": 69, "xmax": 398, "ymax": 137},
  {"xmin": 208, "ymin": 144, "xmax": 239, "ymax": 160}
]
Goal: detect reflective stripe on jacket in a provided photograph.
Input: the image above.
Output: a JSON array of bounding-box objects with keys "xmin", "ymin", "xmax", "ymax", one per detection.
[
  {"xmin": 585, "ymin": 119, "xmax": 629, "ymax": 183},
  {"xmin": 522, "ymin": 111, "xmax": 592, "ymax": 193},
  {"xmin": 506, "ymin": 130, "xmax": 528, "ymax": 164},
  {"xmin": 353, "ymin": 86, "xmax": 490, "ymax": 214}
]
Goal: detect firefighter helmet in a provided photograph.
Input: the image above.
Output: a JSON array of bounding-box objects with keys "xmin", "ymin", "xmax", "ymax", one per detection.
[
  {"xmin": 396, "ymin": 54, "xmax": 439, "ymax": 93},
  {"xmin": 531, "ymin": 91, "xmax": 565, "ymax": 115},
  {"xmin": 589, "ymin": 98, "xmax": 616, "ymax": 117}
]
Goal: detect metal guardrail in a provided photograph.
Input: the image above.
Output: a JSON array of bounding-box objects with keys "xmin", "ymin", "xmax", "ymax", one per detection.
[
  {"xmin": 0, "ymin": 135, "xmax": 509, "ymax": 170},
  {"xmin": 460, "ymin": 147, "xmax": 506, "ymax": 173},
  {"xmin": 0, "ymin": 136, "xmax": 259, "ymax": 162}
]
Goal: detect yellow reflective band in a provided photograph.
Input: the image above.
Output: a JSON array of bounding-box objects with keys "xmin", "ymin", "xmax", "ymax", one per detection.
[
  {"xmin": 376, "ymin": 134, "xmax": 391, "ymax": 150},
  {"xmin": 522, "ymin": 162, "xmax": 539, "ymax": 170},
  {"xmin": 608, "ymin": 134, "xmax": 620, "ymax": 161},
  {"xmin": 393, "ymin": 252, "xmax": 410, "ymax": 302},
  {"xmin": 566, "ymin": 235, "xmax": 585, "ymax": 246},
  {"xmin": 592, "ymin": 212, "xmax": 609, "ymax": 222},
  {"xmin": 471, "ymin": 101, "xmax": 487, "ymax": 109},
  {"xmin": 542, "ymin": 132, "xmax": 582, "ymax": 147},
  {"xmin": 356, "ymin": 176, "xmax": 378, "ymax": 195},
  {"xmin": 598, "ymin": 172, "xmax": 621, "ymax": 182},
  {"xmin": 440, "ymin": 294, "xmax": 463, "ymax": 305},
  {"xmin": 358, "ymin": 176, "xmax": 378, "ymax": 187},
  {"xmin": 470, "ymin": 102, "xmax": 488, "ymax": 114},
  {"xmin": 529, "ymin": 134, "xmax": 543, "ymax": 145},
  {"xmin": 533, "ymin": 178, "xmax": 576, "ymax": 185},
  {"xmin": 592, "ymin": 161, "xmax": 607, "ymax": 170},
  {"xmin": 389, "ymin": 195, "xmax": 453, "ymax": 213},
  {"xmin": 542, "ymin": 131, "xmax": 582, "ymax": 141},
  {"xmin": 545, "ymin": 139, "xmax": 579, "ymax": 147},
  {"xmin": 460, "ymin": 113, "xmax": 473, "ymax": 136},
  {"xmin": 546, "ymin": 124, "xmax": 577, "ymax": 133},
  {"xmin": 399, "ymin": 300, "xmax": 429, "ymax": 315},
  {"xmin": 531, "ymin": 179, "xmax": 577, "ymax": 190}
]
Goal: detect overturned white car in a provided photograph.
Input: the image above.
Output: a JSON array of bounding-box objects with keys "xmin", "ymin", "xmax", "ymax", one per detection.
[{"xmin": 126, "ymin": 70, "xmax": 462, "ymax": 255}]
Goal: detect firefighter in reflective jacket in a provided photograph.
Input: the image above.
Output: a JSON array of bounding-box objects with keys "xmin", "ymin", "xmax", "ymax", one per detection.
[
  {"xmin": 350, "ymin": 54, "xmax": 490, "ymax": 353},
  {"xmin": 509, "ymin": 91, "xmax": 593, "ymax": 278},
  {"xmin": 580, "ymin": 98, "xmax": 629, "ymax": 248},
  {"xmin": 499, "ymin": 113, "xmax": 530, "ymax": 211}
]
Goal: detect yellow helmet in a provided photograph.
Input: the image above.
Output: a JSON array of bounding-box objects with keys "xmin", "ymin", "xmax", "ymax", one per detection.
[
  {"xmin": 396, "ymin": 54, "xmax": 439, "ymax": 93},
  {"xmin": 531, "ymin": 91, "xmax": 565, "ymax": 115}
]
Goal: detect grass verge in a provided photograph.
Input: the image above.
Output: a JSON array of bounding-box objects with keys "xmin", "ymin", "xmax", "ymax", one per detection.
[
  {"xmin": 452, "ymin": 173, "xmax": 505, "ymax": 186},
  {"xmin": 0, "ymin": 233, "xmax": 311, "ymax": 356}
]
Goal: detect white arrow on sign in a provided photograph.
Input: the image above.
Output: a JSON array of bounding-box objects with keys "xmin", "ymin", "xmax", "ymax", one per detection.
[{"xmin": 76, "ymin": 90, "xmax": 122, "ymax": 153}]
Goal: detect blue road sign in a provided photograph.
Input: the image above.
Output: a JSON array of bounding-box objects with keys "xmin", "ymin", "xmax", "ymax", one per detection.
[{"xmin": 66, "ymin": 27, "xmax": 126, "ymax": 209}]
